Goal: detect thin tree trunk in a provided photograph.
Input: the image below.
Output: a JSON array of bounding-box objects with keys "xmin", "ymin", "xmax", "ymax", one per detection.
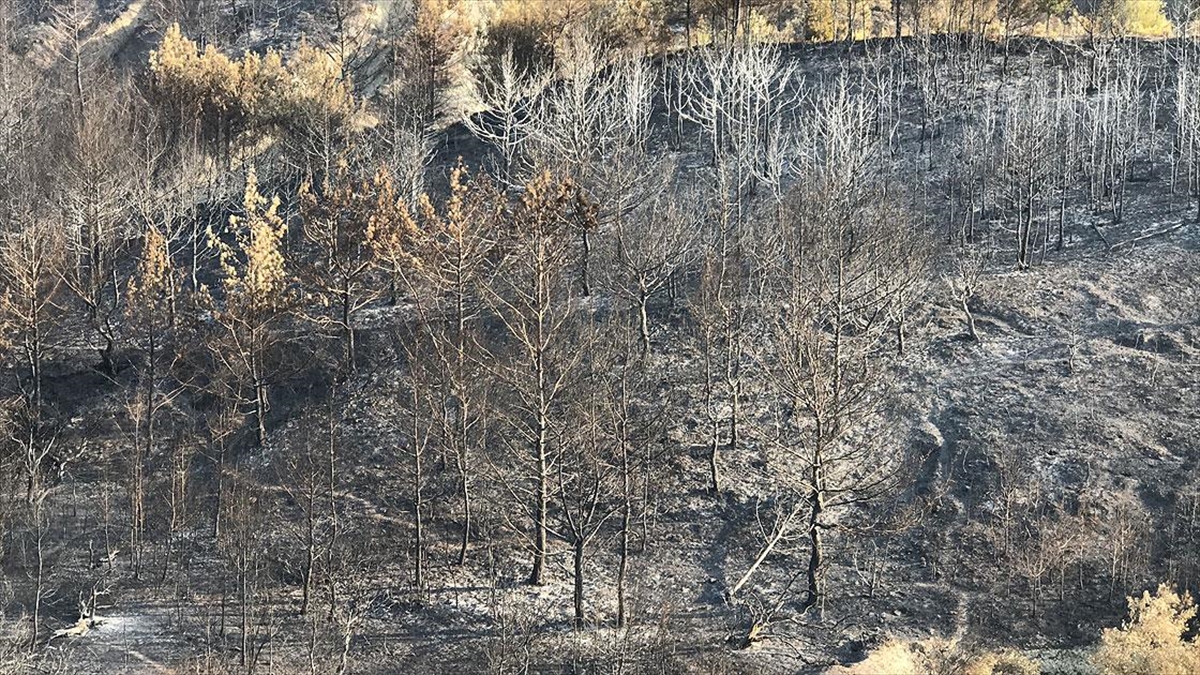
[
  {"xmin": 326, "ymin": 409, "xmax": 339, "ymax": 620},
  {"xmin": 730, "ymin": 505, "xmax": 798, "ymax": 597},
  {"xmin": 579, "ymin": 229, "xmax": 591, "ymax": 297},
  {"xmin": 638, "ymin": 288, "xmax": 650, "ymax": 355},
  {"xmin": 573, "ymin": 538, "xmax": 586, "ymax": 629},
  {"xmin": 412, "ymin": 393, "xmax": 425, "ymax": 594},
  {"xmin": 301, "ymin": 475, "xmax": 316, "ymax": 615},
  {"xmin": 529, "ymin": 417, "xmax": 549, "ymax": 585},
  {"xmin": 30, "ymin": 508, "xmax": 44, "ymax": 649},
  {"xmin": 254, "ymin": 376, "xmax": 268, "ymax": 447},
  {"xmin": 342, "ymin": 284, "xmax": 355, "ymax": 371},
  {"xmin": 803, "ymin": 487, "xmax": 826, "ymax": 612},
  {"xmin": 617, "ymin": 483, "xmax": 631, "ymax": 627}
]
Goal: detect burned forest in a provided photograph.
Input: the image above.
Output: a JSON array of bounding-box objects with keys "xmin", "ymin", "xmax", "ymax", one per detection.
[{"xmin": 0, "ymin": 0, "xmax": 1199, "ymax": 672}]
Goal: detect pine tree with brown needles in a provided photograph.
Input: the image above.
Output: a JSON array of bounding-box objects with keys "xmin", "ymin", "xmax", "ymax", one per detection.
[
  {"xmin": 205, "ymin": 167, "xmax": 292, "ymax": 447},
  {"xmin": 299, "ymin": 162, "xmax": 384, "ymax": 372}
]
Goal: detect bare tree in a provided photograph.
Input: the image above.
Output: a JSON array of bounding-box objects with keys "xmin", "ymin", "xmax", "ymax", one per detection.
[
  {"xmin": 553, "ymin": 325, "xmax": 621, "ymax": 628},
  {"xmin": 4, "ymin": 403, "xmax": 61, "ymax": 648},
  {"xmin": 57, "ymin": 76, "xmax": 140, "ymax": 375},
  {"xmin": 0, "ymin": 218, "xmax": 65, "ymax": 410},
  {"xmin": 1166, "ymin": 0, "xmax": 1200, "ymax": 35},
  {"xmin": 487, "ymin": 170, "xmax": 591, "ymax": 586},
  {"xmin": 406, "ymin": 163, "xmax": 503, "ymax": 565},
  {"xmin": 601, "ymin": 180, "xmax": 699, "ymax": 354},
  {"xmin": 681, "ymin": 42, "xmax": 800, "ymax": 475},
  {"xmin": 911, "ymin": 35, "xmax": 953, "ymax": 165},
  {"xmin": 527, "ymin": 30, "xmax": 636, "ymax": 296},
  {"xmin": 1083, "ymin": 43, "xmax": 1146, "ymax": 225},
  {"xmin": 464, "ymin": 44, "xmax": 547, "ymax": 185},
  {"xmin": 947, "ymin": 92, "xmax": 998, "ymax": 246},
  {"xmin": 947, "ymin": 244, "xmax": 988, "ymax": 342},
  {"xmin": 274, "ymin": 423, "xmax": 330, "ymax": 617},
  {"xmin": 1174, "ymin": 50, "xmax": 1200, "ymax": 221},
  {"xmin": 601, "ymin": 330, "xmax": 661, "ymax": 629},
  {"xmin": 753, "ymin": 200, "xmax": 925, "ymax": 622},
  {"xmin": 735, "ymin": 81, "xmax": 928, "ymax": 630},
  {"xmin": 397, "ymin": 333, "xmax": 437, "ymax": 595},
  {"xmin": 998, "ymin": 72, "xmax": 1055, "ymax": 268},
  {"xmin": 677, "ymin": 42, "xmax": 798, "ymax": 184}
]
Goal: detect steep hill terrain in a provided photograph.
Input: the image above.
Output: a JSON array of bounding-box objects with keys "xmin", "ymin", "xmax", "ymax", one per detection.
[{"xmin": 0, "ymin": 1, "xmax": 1199, "ymax": 674}]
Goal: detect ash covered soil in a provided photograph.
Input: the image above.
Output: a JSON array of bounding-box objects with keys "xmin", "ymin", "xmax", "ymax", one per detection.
[
  {"xmin": 59, "ymin": 203, "xmax": 1199, "ymax": 674},
  {"xmin": 10, "ymin": 4, "xmax": 1200, "ymax": 673}
]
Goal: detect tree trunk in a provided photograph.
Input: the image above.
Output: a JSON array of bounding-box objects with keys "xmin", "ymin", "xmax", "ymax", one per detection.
[
  {"xmin": 729, "ymin": 377, "xmax": 741, "ymax": 454},
  {"xmin": 617, "ymin": 494, "xmax": 631, "ymax": 628},
  {"xmin": 579, "ymin": 229, "xmax": 591, "ymax": 297},
  {"xmin": 709, "ymin": 430, "xmax": 721, "ymax": 494},
  {"xmin": 963, "ymin": 297, "xmax": 979, "ymax": 342},
  {"xmin": 302, "ymin": 482, "xmax": 315, "ymax": 615},
  {"xmin": 803, "ymin": 488, "xmax": 825, "ymax": 612},
  {"xmin": 529, "ymin": 418, "xmax": 549, "ymax": 585},
  {"xmin": 638, "ymin": 287, "xmax": 651, "ymax": 355},
  {"xmin": 572, "ymin": 538, "xmax": 586, "ymax": 629},
  {"xmin": 326, "ymin": 411, "xmax": 340, "ymax": 621},
  {"xmin": 413, "ymin": 402, "xmax": 425, "ymax": 594},
  {"xmin": 730, "ymin": 504, "xmax": 798, "ymax": 597},
  {"xmin": 99, "ymin": 332, "xmax": 116, "ymax": 376},
  {"xmin": 454, "ymin": 282, "xmax": 472, "ymax": 565},
  {"xmin": 456, "ymin": 444, "xmax": 472, "ymax": 566},
  {"xmin": 342, "ymin": 284, "xmax": 355, "ymax": 371},
  {"xmin": 240, "ymin": 545, "xmax": 249, "ymax": 669},
  {"xmin": 30, "ymin": 508, "xmax": 44, "ymax": 649},
  {"xmin": 703, "ymin": 325, "xmax": 720, "ymax": 494},
  {"xmin": 254, "ymin": 373, "xmax": 268, "ymax": 447}
]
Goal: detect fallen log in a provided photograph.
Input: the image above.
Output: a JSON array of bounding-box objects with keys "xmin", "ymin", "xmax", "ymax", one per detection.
[
  {"xmin": 1111, "ymin": 222, "xmax": 1188, "ymax": 250},
  {"xmin": 51, "ymin": 616, "xmax": 93, "ymax": 640}
]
